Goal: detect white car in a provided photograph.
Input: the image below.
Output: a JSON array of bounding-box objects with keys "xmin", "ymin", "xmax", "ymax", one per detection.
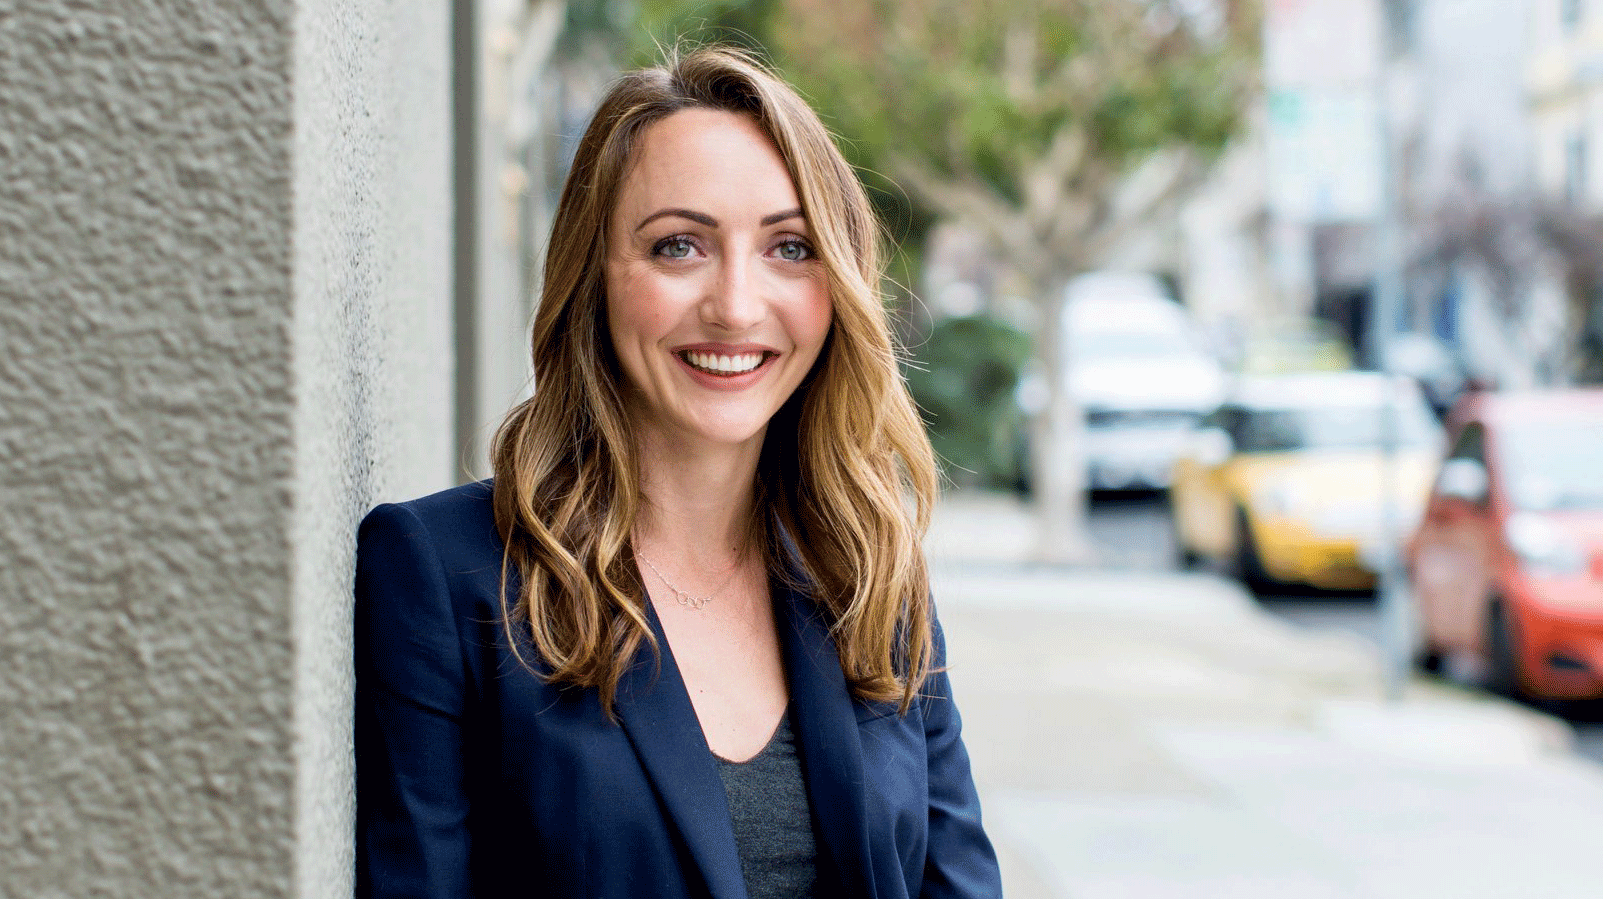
[{"xmin": 1062, "ymin": 279, "xmax": 1226, "ymax": 491}]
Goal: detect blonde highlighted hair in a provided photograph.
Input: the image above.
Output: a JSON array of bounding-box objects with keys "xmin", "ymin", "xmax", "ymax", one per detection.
[{"xmin": 490, "ymin": 46, "xmax": 937, "ymax": 715}]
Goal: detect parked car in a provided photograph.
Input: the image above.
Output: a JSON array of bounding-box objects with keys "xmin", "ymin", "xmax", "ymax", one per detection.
[
  {"xmin": 1237, "ymin": 318, "xmax": 1354, "ymax": 375},
  {"xmin": 1407, "ymin": 389, "xmax": 1603, "ymax": 700},
  {"xmin": 1170, "ymin": 371, "xmax": 1442, "ymax": 590},
  {"xmin": 1062, "ymin": 274, "xmax": 1225, "ymax": 491}
]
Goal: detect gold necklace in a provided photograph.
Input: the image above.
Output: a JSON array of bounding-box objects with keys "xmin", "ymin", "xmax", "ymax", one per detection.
[{"xmin": 636, "ymin": 552, "xmax": 742, "ymax": 611}]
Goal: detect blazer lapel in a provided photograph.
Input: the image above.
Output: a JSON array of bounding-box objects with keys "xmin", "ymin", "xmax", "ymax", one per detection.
[
  {"xmin": 774, "ymin": 579, "xmax": 877, "ymax": 899},
  {"xmin": 614, "ymin": 596, "xmax": 748, "ymax": 899}
]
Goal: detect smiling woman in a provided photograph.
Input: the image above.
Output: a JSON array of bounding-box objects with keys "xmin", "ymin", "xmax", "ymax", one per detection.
[
  {"xmin": 605, "ymin": 107, "xmax": 832, "ymax": 453},
  {"xmin": 353, "ymin": 46, "xmax": 1001, "ymax": 899}
]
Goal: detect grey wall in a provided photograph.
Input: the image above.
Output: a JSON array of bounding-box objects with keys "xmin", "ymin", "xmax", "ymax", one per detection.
[{"xmin": 0, "ymin": 2, "xmax": 453, "ymax": 896}]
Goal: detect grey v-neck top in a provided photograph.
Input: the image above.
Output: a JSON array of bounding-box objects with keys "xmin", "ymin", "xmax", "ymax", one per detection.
[{"xmin": 714, "ymin": 712, "xmax": 819, "ymax": 899}]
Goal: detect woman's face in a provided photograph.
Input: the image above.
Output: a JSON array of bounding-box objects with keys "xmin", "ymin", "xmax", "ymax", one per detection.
[{"xmin": 604, "ymin": 107, "xmax": 832, "ymax": 455}]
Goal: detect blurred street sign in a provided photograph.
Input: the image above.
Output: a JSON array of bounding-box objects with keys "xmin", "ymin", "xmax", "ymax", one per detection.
[
  {"xmin": 1264, "ymin": 0, "xmax": 1385, "ymax": 224},
  {"xmin": 1267, "ymin": 88, "xmax": 1383, "ymax": 222}
]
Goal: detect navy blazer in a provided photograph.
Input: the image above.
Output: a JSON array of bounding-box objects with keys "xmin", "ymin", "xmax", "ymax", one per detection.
[{"xmin": 354, "ymin": 481, "xmax": 1001, "ymax": 899}]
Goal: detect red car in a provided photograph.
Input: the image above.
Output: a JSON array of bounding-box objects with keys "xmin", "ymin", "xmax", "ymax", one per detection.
[{"xmin": 1408, "ymin": 389, "xmax": 1603, "ymax": 700}]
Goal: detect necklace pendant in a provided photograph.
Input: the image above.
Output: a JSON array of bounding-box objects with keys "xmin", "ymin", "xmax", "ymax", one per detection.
[
  {"xmin": 675, "ymin": 589, "xmax": 709, "ymax": 611},
  {"xmin": 638, "ymin": 553, "xmax": 725, "ymax": 612}
]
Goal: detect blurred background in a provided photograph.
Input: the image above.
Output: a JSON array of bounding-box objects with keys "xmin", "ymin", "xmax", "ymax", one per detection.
[
  {"xmin": 6, "ymin": 1, "xmax": 1603, "ymax": 896},
  {"xmin": 450, "ymin": 0, "xmax": 1603, "ymax": 892},
  {"xmin": 465, "ymin": 0, "xmax": 1603, "ymax": 722}
]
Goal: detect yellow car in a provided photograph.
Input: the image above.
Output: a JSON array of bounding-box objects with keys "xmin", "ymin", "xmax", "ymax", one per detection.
[{"xmin": 1170, "ymin": 372, "xmax": 1443, "ymax": 591}]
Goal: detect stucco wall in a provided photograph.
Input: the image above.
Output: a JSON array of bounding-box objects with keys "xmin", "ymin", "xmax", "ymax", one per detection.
[{"xmin": 0, "ymin": 2, "xmax": 453, "ymax": 896}]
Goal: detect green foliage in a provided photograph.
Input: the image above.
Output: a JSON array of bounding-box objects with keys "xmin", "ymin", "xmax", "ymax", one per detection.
[
  {"xmin": 902, "ymin": 315, "xmax": 1033, "ymax": 488},
  {"xmin": 778, "ymin": 0, "xmax": 1255, "ymax": 193},
  {"xmin": 630, "ymin": 0, "xmax": 779, "ymax": 62}
]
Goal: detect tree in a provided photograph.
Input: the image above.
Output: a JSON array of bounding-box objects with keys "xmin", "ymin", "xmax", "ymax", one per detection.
[
  {"xmin": 1535, "ymin": 208, "xmax": 1603, "ymax": 384},
  {"xmin": 1409, "ymin": 166, "xmax": 1603, "ymax": 388},
  {"xmin": 900, "ymin": 314, "xmax": 1033, "ymax": 489},
  {"xmin": 636, "ymin": 0, "xmax": 1260, "ymax": 559}
]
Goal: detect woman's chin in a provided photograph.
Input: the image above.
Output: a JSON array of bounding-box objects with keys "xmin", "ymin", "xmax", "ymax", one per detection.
[{"xmin": 671, "ymin": 413, "xmax": 772, "ymax": 452}]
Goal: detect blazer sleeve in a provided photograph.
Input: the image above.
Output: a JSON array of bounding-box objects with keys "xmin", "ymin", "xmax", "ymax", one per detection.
[
  {"xmin": 354, "ymin": 502, "xmax": 474, "ymax": 899},
  {"xmin": 919, "ymin": 615, "xmax": 1003, "ymax": 899}
]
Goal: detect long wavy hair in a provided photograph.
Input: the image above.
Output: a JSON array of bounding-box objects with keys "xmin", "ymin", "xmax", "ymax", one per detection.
[{"xmin": 490, "ymin": 46, "xmax": 937, "ymax": 716}]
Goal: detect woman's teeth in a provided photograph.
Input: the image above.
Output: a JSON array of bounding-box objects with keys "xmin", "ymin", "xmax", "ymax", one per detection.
[{"xmin": 683, "ymin": 351, "xmax": 765, "ymax": 375}]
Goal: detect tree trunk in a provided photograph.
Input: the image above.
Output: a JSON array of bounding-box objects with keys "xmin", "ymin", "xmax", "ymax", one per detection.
[{"xmin": 1030, "ymin": 281, "xmax": 1095, "ymax": 564}]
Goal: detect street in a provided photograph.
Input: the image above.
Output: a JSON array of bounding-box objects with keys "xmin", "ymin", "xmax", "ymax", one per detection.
[
  {"xmin": 928, "ymin": 490, "xmax": 1603, "ymax": 898},
  {"xmin": 1085, "ymin": 491, "xmax": 1603, "ymax": 765}
]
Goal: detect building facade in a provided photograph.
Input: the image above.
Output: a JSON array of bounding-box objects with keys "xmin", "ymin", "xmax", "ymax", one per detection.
[{"xmin": 1529, "ymin": 0, "xmax": 1603, "ymax": 206}]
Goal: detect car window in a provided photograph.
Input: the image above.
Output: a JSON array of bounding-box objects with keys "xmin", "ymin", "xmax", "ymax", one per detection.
[
  {"xmin": 1496, "ymin": 419, "xmax": 1603, "ymax": 511},
  {"xmin": 1235, "ymin": 397, "xmax": 1440, "ymax": 453},
  {"xmin": 1202, "ymin": 405, "xmax": 1243, "ymax": 442},
  {"xmin": 1446, "ymin": 422, "xmax": 1486, "ymax": 464}
]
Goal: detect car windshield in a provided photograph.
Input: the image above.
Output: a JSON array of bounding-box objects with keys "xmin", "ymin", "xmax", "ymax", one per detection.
[
  {"xmin": 1237, "ymin": 400, "xmax": 1439, "ymax": 453},
  {"xmin": 1073, "ymin": 329, "xmax": 1198, "ymax": 361},
  {"xmin": 1498, "ymin": 419, "xmax": 1603, "ymax": 511}
]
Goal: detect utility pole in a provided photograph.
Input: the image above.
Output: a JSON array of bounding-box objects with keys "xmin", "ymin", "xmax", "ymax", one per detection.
[{"xmin": 1371, "ymin": 0, "xmax": 1414, "ymax": 703}]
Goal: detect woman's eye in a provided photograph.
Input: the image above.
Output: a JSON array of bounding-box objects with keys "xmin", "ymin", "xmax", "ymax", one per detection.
[
  {"xmin": 775, "ymin": 239, "xmax": 813, "ymax": 261},
  {"xmin": 654, "ymin": 237, "xmax": 695, "ymax": 259}
]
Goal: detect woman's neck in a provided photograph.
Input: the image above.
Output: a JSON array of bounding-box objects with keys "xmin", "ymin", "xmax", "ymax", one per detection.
[{"xmin": 632, "ymin": 431, "xmax": 763, "ymax": 564}]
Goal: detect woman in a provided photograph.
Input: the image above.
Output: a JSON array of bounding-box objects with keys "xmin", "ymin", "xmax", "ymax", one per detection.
[{"xmin": 355, "ymin": 47, "xmax": 1000, "ymax": 899}]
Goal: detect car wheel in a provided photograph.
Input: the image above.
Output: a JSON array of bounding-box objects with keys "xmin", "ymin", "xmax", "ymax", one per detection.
[
  {"xmin": 1412, "ymin": 646, "xmax": 1444, "ymax": 675},
  {"xmin": 1177, "ymin": 545, "xmax": 1202, "ymax": 569},
  {"xmin": 1231, "ymin": 507, "xmax": 1269, "ymax": 591},
  {"xmin": 1167, "ymin": 508, "xmax": 1201, "ymax": 569},
  {"xmin": 1403, "ymin": 565, "xmax": 1441, "ymax": 673},
  {"xmin": 1484, "ymin": 599, "xmax": 1524, "ymax": 698}
]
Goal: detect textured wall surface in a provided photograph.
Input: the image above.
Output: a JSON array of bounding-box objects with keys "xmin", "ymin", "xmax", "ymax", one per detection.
[
  {"xmin": 0, "ymin": 1, "xmax": 453, "ymax": 896},
  {"xmin": 292, "ymin": 1, "xmax": 453, "ymax": 896}
]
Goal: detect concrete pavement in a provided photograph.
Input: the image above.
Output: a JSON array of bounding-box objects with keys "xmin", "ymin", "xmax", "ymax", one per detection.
[{"xmin": 928, "ymin": 491, "xmax": 1603, "ymax": 899}]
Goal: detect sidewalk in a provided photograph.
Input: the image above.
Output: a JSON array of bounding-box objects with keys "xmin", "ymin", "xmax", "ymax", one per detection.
[{"xmin": 928, "ymin": 492, "xmax": 1603, "ymax": 899}]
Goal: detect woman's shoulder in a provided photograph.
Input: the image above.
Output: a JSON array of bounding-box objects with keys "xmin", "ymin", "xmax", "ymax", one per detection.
[
  {"xmin": 365, "ymin": 478, "xmax": 493, "ymax": 523},
  {"xmin": 355, "ymin": 480, "xmax": 512, "ymax": 646},
  {"xmin": 359, "ymin": 479, "xmax": 502, "ymax": 567},
  {"xmin": 375, "ymin": 478, "xmax": 494, "ymax": 520}
]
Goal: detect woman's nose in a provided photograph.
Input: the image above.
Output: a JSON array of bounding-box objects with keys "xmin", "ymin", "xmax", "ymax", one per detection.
[{"xmin": 701, "ymin": 256, "xmax": 764, "ymax": 332}]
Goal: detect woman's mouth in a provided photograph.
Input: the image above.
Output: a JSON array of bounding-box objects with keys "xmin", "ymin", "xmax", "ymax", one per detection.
[{"xmin": 678, "ymin": 350, "xmax": 773, "ymax": 376}]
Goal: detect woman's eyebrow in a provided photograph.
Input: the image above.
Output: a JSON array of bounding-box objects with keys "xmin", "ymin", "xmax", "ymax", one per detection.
[
  {"xmin": 760, "ymin": 208, "xmax": 804, "ymax": 227},
  {"xmin": 634, "ymin": 207, "xmax": 806, "ymax": 232},
  {"xmin": 636, "ymin": 208, "xmax": 716, "ymax": 231}
]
